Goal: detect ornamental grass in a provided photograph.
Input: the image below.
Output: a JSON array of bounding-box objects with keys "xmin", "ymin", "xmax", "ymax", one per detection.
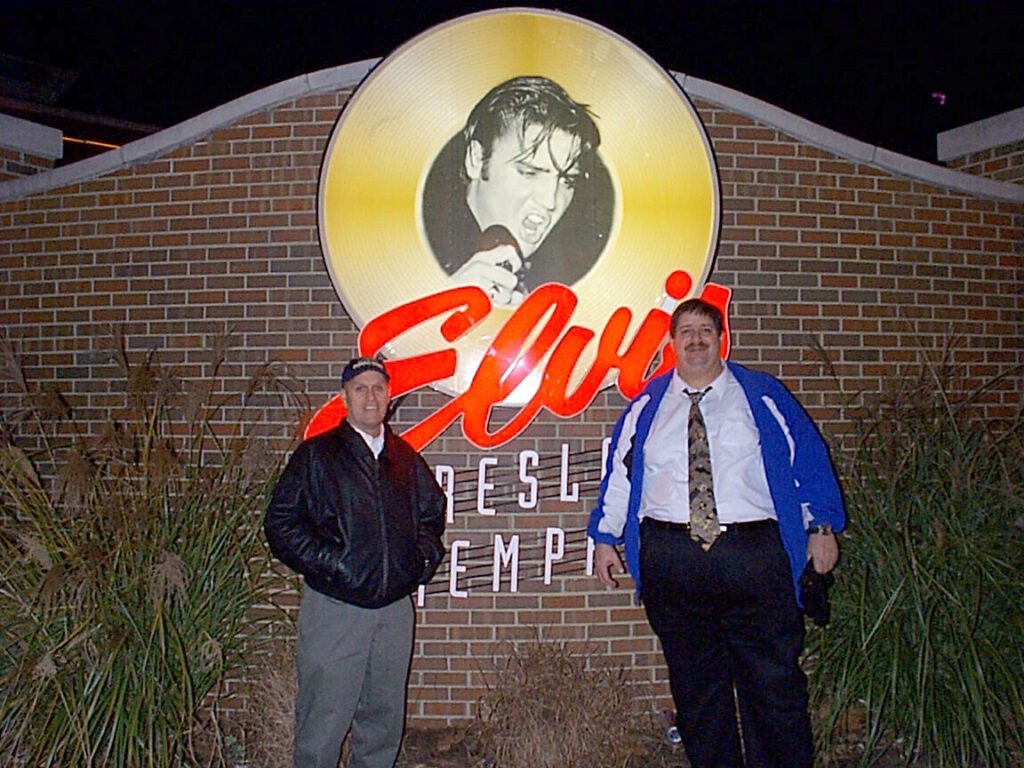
[
  {"xmin": 806, "ymin": 354, "xmax": 1024, "ymax": 767},
  {"xmin": 0, "ymin": 330, "xmax": 305, "ymax": 767},
  {"xmin": 469, "ymin": 634, "xmax": 663, "ymax": 768}
]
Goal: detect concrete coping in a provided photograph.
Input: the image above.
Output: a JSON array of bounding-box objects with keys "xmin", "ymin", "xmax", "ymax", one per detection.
[
  {"xmin": 936, "ymin": 106, "xmax": 1024, "ymax": 162},
  {"xmin": 0, "ymin": 112, "xmax": 63, "ymax": 161},
  {"xmin": 1, "ymin": 58, "xmax": 1022, "ymax": 204}
]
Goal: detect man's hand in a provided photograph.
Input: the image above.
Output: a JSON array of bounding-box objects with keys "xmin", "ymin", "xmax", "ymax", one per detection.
[
  {"xmin": 451, "ymin": 244, "xmax": 524, "ymax": 306},
  {"xmin": 594, "ymin": 542, "xmax": 626, "ymax": 588},
  {"xmin": 808, "ymin": 531, "xmax": 839, "ymax": 574}
]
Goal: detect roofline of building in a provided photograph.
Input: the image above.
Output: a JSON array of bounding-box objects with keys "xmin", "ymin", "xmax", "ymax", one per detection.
[
  {"xmin": 2, "ymin": 59, "xmax": 1022, "ymax": 204},
  {"xmin": 0, "ymin": 95, "xmax": 162, "ymax": 134}
]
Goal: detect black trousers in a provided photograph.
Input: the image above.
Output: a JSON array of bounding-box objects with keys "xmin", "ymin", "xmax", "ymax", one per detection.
[{"xmin": 640, "ymin": 519, "xmax": 812, "ymax": 768}]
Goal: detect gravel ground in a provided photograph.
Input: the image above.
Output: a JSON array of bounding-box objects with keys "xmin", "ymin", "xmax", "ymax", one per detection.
[
  {"xmin": 392, "ymin": 726, "xmax": 924, "ymax": 768},
  {"xmin": 394, "ymin": 726, "xmax": 693, "ymax": 768}
]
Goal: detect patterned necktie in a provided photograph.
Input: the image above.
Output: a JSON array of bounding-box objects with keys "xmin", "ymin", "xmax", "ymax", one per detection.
[{"xmin": 686, "ymin": 387, "xmax": 719, "ymax": 550}]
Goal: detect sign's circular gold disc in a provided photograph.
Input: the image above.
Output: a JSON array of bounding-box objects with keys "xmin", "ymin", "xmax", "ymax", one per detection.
[{"xmin": 319, "ymin": 8, "xmax": 720, "ymax": 405}]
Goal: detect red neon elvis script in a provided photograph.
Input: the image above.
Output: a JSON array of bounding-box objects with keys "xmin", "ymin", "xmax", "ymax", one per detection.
[{"xmin": 307, "ymin": 271, "xmax": 731, "ymax": 449}]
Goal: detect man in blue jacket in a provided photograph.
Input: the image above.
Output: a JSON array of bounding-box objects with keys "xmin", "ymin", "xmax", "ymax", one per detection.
[{"xmin": 589, "ymin": 299, "xmax": 844, "ymax": 768}]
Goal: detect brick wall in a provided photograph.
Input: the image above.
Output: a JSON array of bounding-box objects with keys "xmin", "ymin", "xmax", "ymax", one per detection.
[
  {"xmin": 2, "ymin": 78, "xmax": 1023, "ymax": 727},
  {"xmin": 1, "ymin": 112, "xmax": 62, "ymax": 180},
  {"xmin": 0, "ymin": 144, "xmax": 56, "ymax": 180},
  {"xmin": 946, "ymin": 139, "xmax": 1024, "ymax": 184}
]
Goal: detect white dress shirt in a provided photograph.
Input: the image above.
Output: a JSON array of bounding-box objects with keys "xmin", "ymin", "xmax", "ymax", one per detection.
[
  {"xmin": 350, "ymin": 422, "xmax": 385, "ymax": 458},
  {"xmin": 600, "ymin": 366, "xmax": 776, "ymax": 534}
]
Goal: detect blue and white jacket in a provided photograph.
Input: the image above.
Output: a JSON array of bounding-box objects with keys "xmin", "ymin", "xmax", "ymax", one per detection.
[{"xmin": 587, "ymin": 362, "xmax": 846, "ymax": 603}]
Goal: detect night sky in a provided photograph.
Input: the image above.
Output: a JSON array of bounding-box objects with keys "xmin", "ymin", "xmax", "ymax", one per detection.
[{"xmin": 3, "ymin": 0, "xmax": 1023, "ymax": 162}]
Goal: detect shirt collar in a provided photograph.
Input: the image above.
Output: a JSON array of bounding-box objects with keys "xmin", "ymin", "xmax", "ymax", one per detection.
[
  {"xmin": 349, "ymin": 422, "xmax": 386, "ymax": 457},
  {"xmin": 674, "ymin": 364, "xmax": 730, "ymax": 401}
]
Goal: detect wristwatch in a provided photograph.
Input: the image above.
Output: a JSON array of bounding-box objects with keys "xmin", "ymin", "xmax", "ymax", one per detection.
[{"xmin": 807, "ymin": 524, "xmax": 833, "ymax": 536}]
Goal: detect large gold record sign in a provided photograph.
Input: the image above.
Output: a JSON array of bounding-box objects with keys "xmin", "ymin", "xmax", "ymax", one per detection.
[{"xmin": 319, "ymin": 8, "xmax": 720, "ymax": 405}]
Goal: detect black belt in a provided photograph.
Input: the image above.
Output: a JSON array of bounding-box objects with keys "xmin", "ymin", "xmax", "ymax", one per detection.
[{"xmin": 641, "ymin": 517, "xmax": 776, "ymax": 534}]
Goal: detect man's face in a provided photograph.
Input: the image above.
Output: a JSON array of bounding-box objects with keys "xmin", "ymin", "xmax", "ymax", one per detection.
[
  {"xmin": 671, "ymin": 311, "xmax": 724, "ymax": 387},
  {"xmin": 465, "ymin": 123, "xmax": 581, "ymax": 258},
  {"xmin": 341, "ymin": 371, "xmax": 390, "ymax": 436}
]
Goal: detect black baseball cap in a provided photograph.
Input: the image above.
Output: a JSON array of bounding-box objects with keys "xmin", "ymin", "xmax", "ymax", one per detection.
[{"xmin": 341, "ymin": 356, "xmax": 390, "ymax": 385}]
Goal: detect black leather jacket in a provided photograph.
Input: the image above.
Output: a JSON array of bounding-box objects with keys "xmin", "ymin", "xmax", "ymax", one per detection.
[{"xmin": 264, "ymin": 422, "xmax": 446, "ymax": 609}]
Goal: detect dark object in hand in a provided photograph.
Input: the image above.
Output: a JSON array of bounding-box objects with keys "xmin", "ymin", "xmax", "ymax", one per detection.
[
  {"xmin": 799, "ymin": 561, "xmax": 834, "ymax": 627},
  {"xmin": 478, "ymin": 224, "xmax": 522, "ymax": 260},
  {"xmin": 478, "ymin": 224, "xmax": 528, "ymax": 295}
]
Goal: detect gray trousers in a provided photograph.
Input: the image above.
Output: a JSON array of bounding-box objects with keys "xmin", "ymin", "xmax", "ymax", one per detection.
[{"xmin": 293, "ymin": 586, "xmax": 414, "ymax": 768}]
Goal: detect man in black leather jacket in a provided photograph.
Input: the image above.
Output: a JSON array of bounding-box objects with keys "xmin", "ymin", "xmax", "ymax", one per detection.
[{"xmin": 265, "ymin": 356, "xmax": 446, "ymax": 768}]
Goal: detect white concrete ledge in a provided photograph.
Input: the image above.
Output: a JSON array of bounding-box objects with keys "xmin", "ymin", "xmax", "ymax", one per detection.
[
  {"xmin": 2, "ymin": 59, "xmax": 1022, "ymax": 204},
  {"xmin": 0, "ymin": 112, "xmax": 63, "ymax": 160},
  {"xmin": 0, "ymin": 59, "xmax": 377, "ymax": 202},
  {"xmin": 679, "ymin": 74, "xmax": 1024, "ymax": 204},
  {"xmin": 937, "ymin": 107, "xmax": 1024, "ymax": 161}
]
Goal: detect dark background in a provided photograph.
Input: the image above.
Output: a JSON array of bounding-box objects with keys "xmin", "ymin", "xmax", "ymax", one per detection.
[{"xmin": 3, "ymin": 0, "xmax": 1023, "ymax": 162}]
